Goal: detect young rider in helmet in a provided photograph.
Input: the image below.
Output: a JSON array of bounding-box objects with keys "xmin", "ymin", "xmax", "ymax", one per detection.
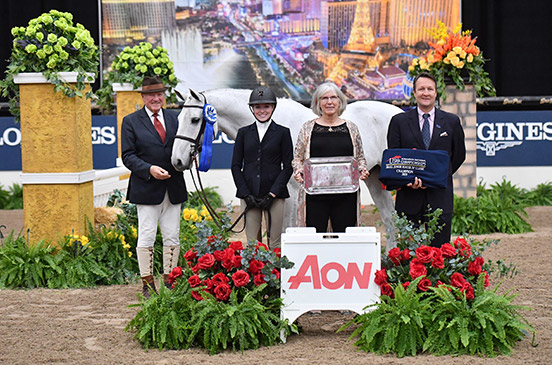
[{"xmin": 230, "ymin": 86, "xmax": 293, "ymax": 248}]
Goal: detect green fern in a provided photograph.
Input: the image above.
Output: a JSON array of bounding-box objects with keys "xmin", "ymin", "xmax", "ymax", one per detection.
[
  {"xmin": 340, "ymin": 277, "xmax": 431, "ymax": 357},
  {"xmin": 187, "ymin": 284, "xmax": 284, "ymax": 354},
  {"xmin": 125, "ymin": 282, "xmax": 194, "ymax": 350},
  {"xmin": 0, "ymin": 233, "xmax": 61, "ymax": 288},
  {"xmin": 423, "ymin": 275, "xmax": 533, "ymax": 356}
]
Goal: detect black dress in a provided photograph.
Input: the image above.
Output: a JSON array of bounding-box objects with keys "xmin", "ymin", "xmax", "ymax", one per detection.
[{"xmin": 305, "ymin": 122, "xmax": 357, "ymax": 232}]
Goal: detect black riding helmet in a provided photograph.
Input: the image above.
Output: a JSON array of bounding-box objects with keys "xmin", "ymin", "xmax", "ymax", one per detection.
[
  {"xmin": 248, "ymin": 86, "xmax": 277, "ymax": 123},
  {"xmin": 248, "ymin": 86, "xmax": 277, "ymax": 106}
]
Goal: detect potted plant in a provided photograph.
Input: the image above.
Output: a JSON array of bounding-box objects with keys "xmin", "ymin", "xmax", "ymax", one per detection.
[
  {"xmin": 96, "ymin": 42, "xmax": 179, "ymax": 111},
  {"xmin": 0, "ymin": 9, "xmax": 99, "ymax": 121},
  {"xmin": 407, "ymin": 21, "xmax": 496, "ymax": 101}
]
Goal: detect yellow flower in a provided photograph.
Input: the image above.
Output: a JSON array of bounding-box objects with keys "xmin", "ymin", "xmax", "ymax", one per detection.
[
  {"xmin": 408, "ymin": 65, "xmax": 415, "ymax": 72},
  {"xmin": 467, "ymin": 54, "xmax": 474, "ymax": 63},
  {"xmin": 182, "ymin": 208, "xmax": 192, "ymax": 221},
  {"xmin": 443, "ymin": 57, "xmax": 451, "ymax": 64},
  {"xmin": 412, "ymin": 58, "xmax": 419, "ymax": 66},
  {"xmin": 453, "ymin": 46, "xmax": 463, "ymax": 54},
  {"xmin": 80, "ymin": 235, "xmax": 89, "ymax": 246},
  {"xmin": 191, "ymin": 213, "xmax": 200, "ymax": 222},
  {"xmin": 107, "ymin": 230, "xmax": 116, "ymax": 239},
  {"xmin": 453, "ymin": 22, "xmax": 463, "ymax": 34},
  {"xmin": 130, "ymin": 226, "xmax": 137, "ymax": 239},
  {"xmin": 128, "ymin": 251, "xmax": 133, "ymax": 258}
]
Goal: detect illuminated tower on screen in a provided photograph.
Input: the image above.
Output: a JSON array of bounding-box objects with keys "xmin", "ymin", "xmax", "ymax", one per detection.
[{"xmin": 342, "ymin": 0, "xmax": 376, "ymax": 53}]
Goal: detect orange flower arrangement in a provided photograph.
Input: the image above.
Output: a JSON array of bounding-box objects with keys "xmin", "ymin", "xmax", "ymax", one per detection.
[{"xmin": 408, "ymin": 21, "xmax": 496, "ymax": 101}]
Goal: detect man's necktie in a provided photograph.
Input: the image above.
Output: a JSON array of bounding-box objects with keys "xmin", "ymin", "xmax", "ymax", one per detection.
[
  {"xmin": 152, "ymin": 113, "xmax": 166, "ymax": 143},
  {"xmin": 422, "ymin": 113, "xmax": 431, "ymax": 149}
]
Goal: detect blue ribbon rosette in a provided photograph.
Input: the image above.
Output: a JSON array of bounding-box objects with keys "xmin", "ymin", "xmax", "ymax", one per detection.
[{"xmin": 197, "ymin": 104, "xmax": 217, "ymax": 172}]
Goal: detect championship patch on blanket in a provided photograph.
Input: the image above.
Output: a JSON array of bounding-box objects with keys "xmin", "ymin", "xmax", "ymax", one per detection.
[{"xmin": 379, "ymin": 149, "xmax": 450, "ymax": 190}]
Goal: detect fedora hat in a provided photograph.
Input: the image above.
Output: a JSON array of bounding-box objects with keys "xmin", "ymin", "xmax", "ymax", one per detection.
[{"xmin": 139, "ymin": 76, "xmax": 168, "ymax": 93}]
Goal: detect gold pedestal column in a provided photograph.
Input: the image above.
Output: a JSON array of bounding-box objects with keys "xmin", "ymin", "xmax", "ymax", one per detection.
[
  {"xmin": 14, "ymin": 72, "xmax": 95, "ymax": 244},
  {"xmin": 112, "ymin": 83, "xmax": 143, "ymax": 159}
]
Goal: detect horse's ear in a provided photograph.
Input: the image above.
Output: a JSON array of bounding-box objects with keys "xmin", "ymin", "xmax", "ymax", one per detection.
[{"xmin": 189, "ymin": 89, "xmax": 202, "ymax": 102}]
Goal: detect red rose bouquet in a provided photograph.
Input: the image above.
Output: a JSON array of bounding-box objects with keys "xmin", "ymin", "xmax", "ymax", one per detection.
[
  {"xmin": 375, "ymin": 236, "xmax": 490, "ymax": 300},
  {"xmin": 169, "ymin": 234, "xmax": 292, "ymax": 303}
]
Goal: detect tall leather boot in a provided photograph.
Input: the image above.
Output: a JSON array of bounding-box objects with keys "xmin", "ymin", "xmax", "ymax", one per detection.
[
  {"xmin": 163, "ymin": 245, "xmax": 180, "ymax": 289},
  {"xmin": 137, "ymin": 247, "xmax": 157, "ymax": 299}
]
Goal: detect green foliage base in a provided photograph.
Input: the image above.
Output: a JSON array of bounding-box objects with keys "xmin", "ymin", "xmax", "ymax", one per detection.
[
  {"xmin": 126, "ymin": 284, "xmax": 291, "ymax": 354},
  {"xmin": 343, "ymin": 277, "xmax": 533, "ymax": 358}
]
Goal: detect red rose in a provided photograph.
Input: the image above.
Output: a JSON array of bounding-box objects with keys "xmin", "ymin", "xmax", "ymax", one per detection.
[
  {"xmin": 188, "ymin": 275, "xmax": 201, "ymax": 287},
  {"xmin": 483, "ymin": 271, "xmax": 490, "ymax": 287},
  {"xmin": 248, "ymin": 259, "xmax": 265, "ymax": 275},
  {"xmin": 450, "ymin": 272, "xmax": 467, "ymax": 289},
  {"xmin": 254, "ymin": 274, "xmax": 265, "ymax": 286},
  {"xmin": 431, "ymin": 251, "xmax": 444, "ymax": 269},
  {"xmin": 232, "ymin": 270, "xmax": 250, "ymax": 287},
  {"xmin": 191, "ymin": 264, "xmax": 200, "ymax": 274},
  {"xmin": 256, "ymin": 242, "xmax": 269, "ymax": 251},
  {"xmin": 440, "ymin": 243, "xmax": 456, "ymax": 258},
  {"xmin": 462, "ymin": 282, "xmax": 475, "ymax": 300},
  {"xmin": 222, "ymin": 248, "xmax": 236, "ymax": 270},
  {"xmin": 212, "ymin": 272, "xmax": 230, "ymax": 286},
  {"xmin": 191, "ymin": 291, "xmax": 204, "ymax": 301},
  {"xmin": 202, "ymin": 279, "xmax": 214, "ymax": 292},
  {"xmin": 222, "ymin": 257, "xmax": 234, "ymax": 271},
  {"xmin": 273, "ymin": 247, "xmax": 281, "ymax": 258},
  {"xmin": 184, "ymin": 249, "xmax": 197, "ymax": 262},
  {"xmin": 388, "ymin": 247, "xmax": 402, "ymax": 265},
  {"xmin": 213, "ymin": 250, "xmax": 225, "ymax": 262},
  {"xmin": 271, "ymin": 268, "xmax": 280, "ymax": 279},
  {"xmin": 169, "ymin": 266, "xmax": 183, "ymax": 284},
  {"xmin": 374, "ymin": 269, "xmax": 388, "ymax": 285},
  {"xmin": 197, "ymin": 253, "xmax": 215, "ymax": 269},
  {"xmin": 415, "ymin": 245, "xmax": 435, "ymax": 263},
  {"xmin": 417, "ymin": 277, "xmax": 432, "ymax": 291},
  {"xmin": 453, "ymin": 237, "xmax": 467, "ymax": 248},
  {"xmin": 380, "ymin": 282, "xmax": 394, "ymax": 298},
  {"xmin": 402, "ymin": 281, "xmax": 410, "ymax": 290},
  {"xmin": 409, "ymin": 263, "xmax": 427, "ymax": 279},
  {"xmin": 214, "ymin": 283, "xmax": 231, "ymax": 301},
  {"xmin": 233, "ymin": 255, "xmax": 242, "ymax": 268},
  {"xmin": 458, "ymin": 242, "xmax": 472, "ymax": 258},
  {"xmin": 400, "ymin": 248, "xmax": 411, "ymax": 262},
  {"xmin": 468, "ymin": 256, "xmax": 484, "ymax": 276},
  {"xmin": 230, "ymin": 241, "xmax": 243, "ymax": 251}
]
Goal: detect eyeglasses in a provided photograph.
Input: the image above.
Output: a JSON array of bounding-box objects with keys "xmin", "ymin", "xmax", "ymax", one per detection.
[{"xmin": 320, "ymin": 95, "xmax": 339, "ymax": 103}]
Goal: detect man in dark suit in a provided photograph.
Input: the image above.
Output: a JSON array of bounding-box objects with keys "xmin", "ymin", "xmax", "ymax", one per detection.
[
  {"xmin": 387, "ymin": 72, "xmax": 466, "ymax": 247},
  {"xmin": 121, "ymin": 76, "xmax": 187, "ymax": 297},
  {"xmin": 231, "ymin": 86, "xmax": 293, "ymax": 248}
]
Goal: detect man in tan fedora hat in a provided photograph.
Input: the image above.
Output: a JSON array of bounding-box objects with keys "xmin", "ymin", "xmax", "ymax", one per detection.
[{"xmin": 121, "ymin": 76, "xmax": 187, "ymax": 298}]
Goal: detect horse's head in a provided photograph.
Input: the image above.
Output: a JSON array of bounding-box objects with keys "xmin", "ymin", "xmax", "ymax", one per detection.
[{"xmin": 172, "ymin": 89, "xmax": 216, "ymax": 171}]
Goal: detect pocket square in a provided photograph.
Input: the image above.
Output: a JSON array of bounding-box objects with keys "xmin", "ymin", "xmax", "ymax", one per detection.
[{"xmin": 439, "ymin": 131, "xmax": 448, "ymax": 137}]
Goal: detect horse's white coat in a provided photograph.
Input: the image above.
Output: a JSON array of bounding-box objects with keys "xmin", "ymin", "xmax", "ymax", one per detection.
[{"xmin": 172, "ymin": 89, "xmax": 404, "ymax": 249}]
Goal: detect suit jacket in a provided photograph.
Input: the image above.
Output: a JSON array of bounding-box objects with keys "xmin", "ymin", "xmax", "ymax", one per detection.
[
  {"xmin": 121, "ymin": 107, "xmax": 187, "ymax": 205},
  {"xmin": 231, "ymin": 121, "xmax": 293, "ymax": 199},
  {"xmin": 387, "ymin": 107, "xmax": 465, "ymax": 215}
]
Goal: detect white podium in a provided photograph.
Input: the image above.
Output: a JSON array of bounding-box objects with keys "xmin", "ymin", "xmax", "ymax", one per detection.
[{"xmin": 280, "ymin": 226, "xmax": 381, "ymax": 329}]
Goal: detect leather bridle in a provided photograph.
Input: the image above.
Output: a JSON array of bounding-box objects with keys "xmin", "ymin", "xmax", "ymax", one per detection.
[{"xmin": 174, "ymin": 92, "xmax": 208, "ymax": 159}]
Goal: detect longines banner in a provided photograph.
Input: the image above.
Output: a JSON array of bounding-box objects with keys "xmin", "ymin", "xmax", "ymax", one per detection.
[
  {"xmin": 0, "ymin": 116, "xmax": 234, "ymax": 171},
  {"xmin": 2, "ymin": 111, "xmax": 551, "ymax": 171},
  {"xmin": 476, "ymin": 111, "xmax": 552, "ymax": 166}
]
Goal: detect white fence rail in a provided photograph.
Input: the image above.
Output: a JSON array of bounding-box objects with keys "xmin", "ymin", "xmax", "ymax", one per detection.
[{"xmin": 93, "ymin": 165, "xmax": 130, "ymax": 207}]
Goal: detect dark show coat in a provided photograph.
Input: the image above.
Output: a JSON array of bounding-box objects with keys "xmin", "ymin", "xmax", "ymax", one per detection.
[
  {"xmin": 387, "ymin": 107, "xmax": 466, "ymax": 216},
  {"xmin": 121, "ymin": 107, "xmax": 187, "ymax": 205},
  {"xmin": 231, "ymin": 121, "xmax": 293, "ymax": 199}
]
